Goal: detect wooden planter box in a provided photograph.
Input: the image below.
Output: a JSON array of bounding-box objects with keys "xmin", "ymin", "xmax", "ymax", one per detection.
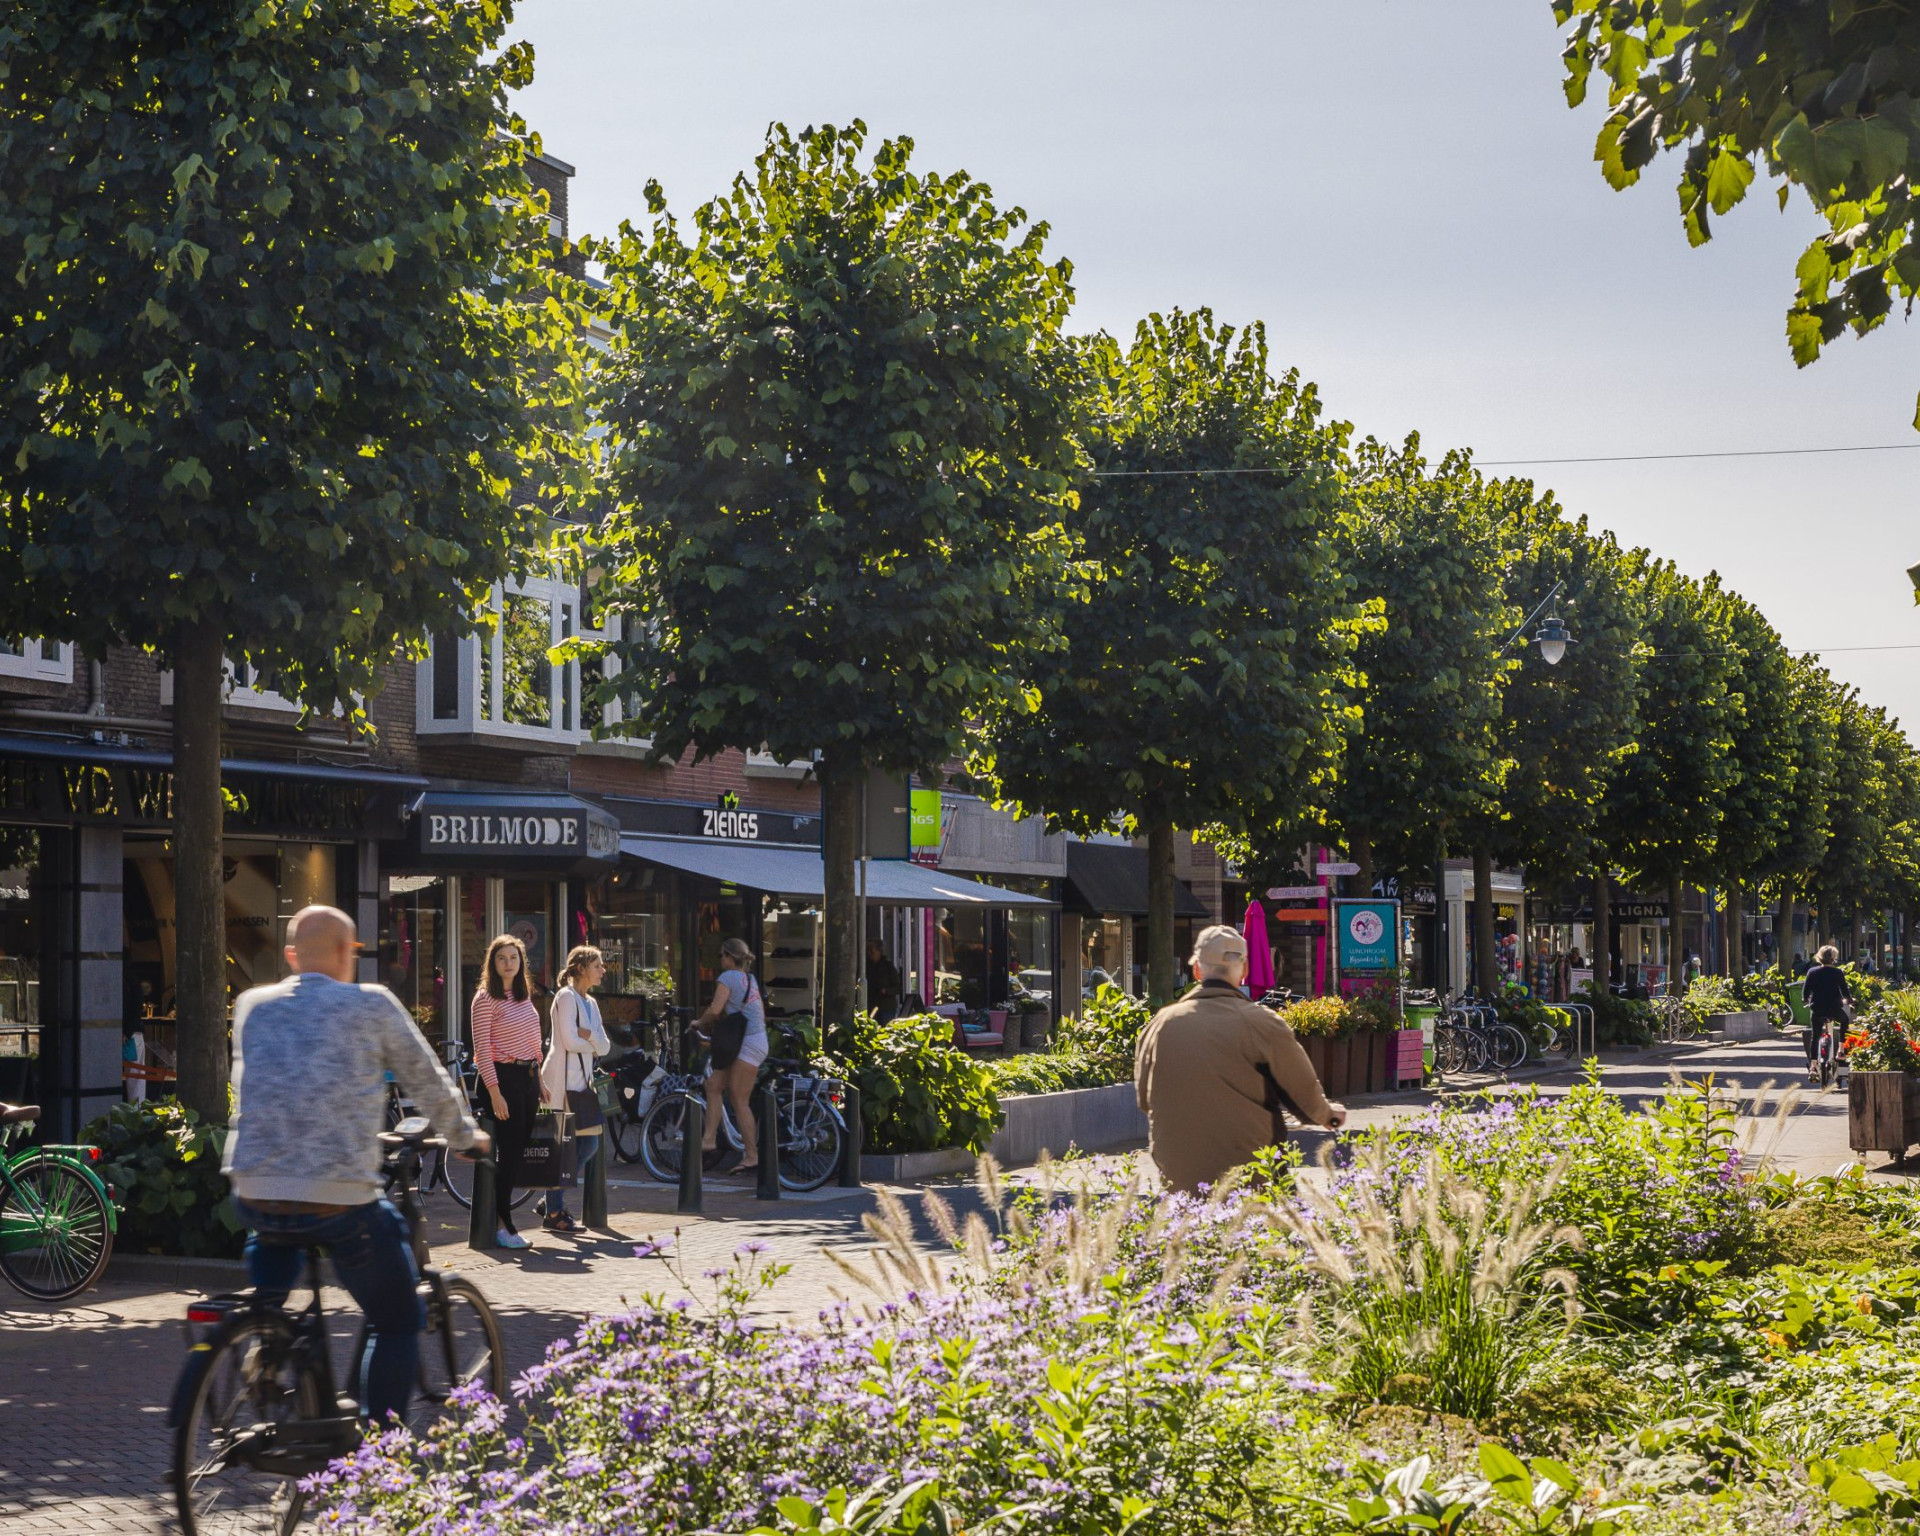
[
  {"xmin": 1304, "ymin": 1036, "xmax": 1327, "ymax": 1084},
  {"xmin": 1322, "ymin": 1037, "xmax": 1352, "ymax": 1099},
  {"xmin": 1367, "ymin": 1029, "xmax": 1396, "ymax": 1092},
  {"xmin": 1849, "ymin": 1071, "xmax": 1920, "ymax": 1164}
]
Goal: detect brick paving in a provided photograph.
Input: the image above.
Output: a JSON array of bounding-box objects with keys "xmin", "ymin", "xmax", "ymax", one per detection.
[{"xmin": 2, "ymin": 1034, "xmax": 1906, "ymax": 1535}]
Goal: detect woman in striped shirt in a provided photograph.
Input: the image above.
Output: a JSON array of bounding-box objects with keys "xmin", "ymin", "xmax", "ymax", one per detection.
[{"xmin": 470, "ymin": 934, "xmax": 544, "ymax": 1249}]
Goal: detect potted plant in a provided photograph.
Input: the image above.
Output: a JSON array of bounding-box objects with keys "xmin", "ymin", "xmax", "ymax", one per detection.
[
  {"xmin": 1281, "ymin": 995, "xmax": 1344, "ymax": 1086},
  {"xmin": 1846, "ymin": 998, "xmax": 1920, "ymax": 1165}
]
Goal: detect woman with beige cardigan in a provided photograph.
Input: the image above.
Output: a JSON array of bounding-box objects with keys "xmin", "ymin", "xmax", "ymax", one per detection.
[{"xmin": 539, "ymin": 945, "xmax": 612, "ymax": 1233}]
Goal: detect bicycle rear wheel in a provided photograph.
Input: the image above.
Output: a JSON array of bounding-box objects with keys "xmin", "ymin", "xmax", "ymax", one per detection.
[
  {"xmin": 609, "ymin": 1107, "xmax": 645, "ymax": 1164},
  {"xmin": 440, "ymin": 1147, "xmax": 535, "ymax": 1213},
  {"xmin": 637, "ymin": 1095, "xmax": 732, "ymax": 1183},
  {"xmin": 0, "ymin": 1154, "xmax": 113, "ymax": 1300},
  {"xmin": 173, "ymin": 1315, "xmax": 324, "ymax": 1536},
  {"xmin": 778, "ymin": 1095, "xmax": 844, "ymax": 1192},
  {"xmin": 1490, "ymin": 1023, "xmax": 1529, "ymax": 1071},
  {"xmin": 354, "ymin": 1274, "xmax": 506, "ymax": 1433}
]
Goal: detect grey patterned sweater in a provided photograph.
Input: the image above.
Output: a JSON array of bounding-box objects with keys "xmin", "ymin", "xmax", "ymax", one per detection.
[{"xmin": 223, "ymin": 973, "xmax": 481, "ymax": 1205}]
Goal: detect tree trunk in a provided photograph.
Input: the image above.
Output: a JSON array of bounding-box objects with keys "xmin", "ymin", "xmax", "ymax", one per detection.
[
  {"xmin": 1727, "ymin": 884, "xmax": 1745, "ymax": 976},
  {"xmin": 1592, "ymin": 869, "xmax": 1611, "ymax": 993},
  {"xmin": 1146, "ymin": 819, "xmax": 1178, "ymax": 1005},
  {"xmin": 1668, "ymin": 872, "xmax": 1686, "ymax": 994},
  {"xmin": 820, "ymin": 760, "xmax": 862, "ymax": 1030},
  {"xmin": 1351, "ymin": 832, "xmax": 1373, "ymax": 897},
  {"xmin": 173, "ymin": 619, "xmax": 229, "ymax": 1122},
  {"xmin": 1472, "ymin": 845, "xmax": 1498, "ymax": 997}
]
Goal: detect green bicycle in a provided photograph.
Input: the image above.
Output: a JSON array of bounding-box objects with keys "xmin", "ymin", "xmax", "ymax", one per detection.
[{"xmin": 1, "ymin": 1101, "xmax": 117, "ymax": 1300}]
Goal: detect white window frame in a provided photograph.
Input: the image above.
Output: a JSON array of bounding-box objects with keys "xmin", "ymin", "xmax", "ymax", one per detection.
[
  {"xmin": 744, "ymin": 747, "xmax": 816, "ymax": 780},
  {"xmin": 158, "ymin": 659, "xmax": 316, "ymax": 715},
  {"xmin": 0, "ymin": 638, "xmax": 73, "ymax": 685},
  {"xmin": 417, "ymin": 575, "xmax": 584, "ymax": 745}
]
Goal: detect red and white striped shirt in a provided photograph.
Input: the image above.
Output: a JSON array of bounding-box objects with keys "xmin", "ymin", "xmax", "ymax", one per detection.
[{"xmin": 469, "ymin": 992, "xmax": 542, "ymax": 1087}]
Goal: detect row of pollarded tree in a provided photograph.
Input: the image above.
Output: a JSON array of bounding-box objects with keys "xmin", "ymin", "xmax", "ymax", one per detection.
[{"xmin": 6, "ymin": 3, "xmax": 1913, "ymax": 1136}]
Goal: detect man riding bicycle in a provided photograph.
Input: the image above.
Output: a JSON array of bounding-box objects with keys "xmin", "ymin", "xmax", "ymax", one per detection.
[
  {"xmin": 1801, "ymin": 943, "xmax": 1851, "ymax": 1083},
  {"xmin": 221, "ymin": 905, "xmax": 489, "ymax": 1424}
]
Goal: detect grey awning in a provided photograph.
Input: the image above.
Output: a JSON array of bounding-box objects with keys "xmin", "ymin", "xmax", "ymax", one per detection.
[
  {"xmin": 620, "ymin": 836, "xmax": 1053, "ymax": 907},
  {"xmin": 1064, "ymin": 842, "xmax": 1210, "ymax": 918}
]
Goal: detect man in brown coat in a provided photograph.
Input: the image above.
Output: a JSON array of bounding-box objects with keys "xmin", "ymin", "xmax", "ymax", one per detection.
[{"xmin": 1134, "ymin": 925, "xmax": 1345, "ymax": 1193}]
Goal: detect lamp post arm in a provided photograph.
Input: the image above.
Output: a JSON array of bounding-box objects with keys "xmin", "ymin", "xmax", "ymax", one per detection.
[{"xmin": 1497, "ymin": 579, "xmax": 1567, "ymax": 658}]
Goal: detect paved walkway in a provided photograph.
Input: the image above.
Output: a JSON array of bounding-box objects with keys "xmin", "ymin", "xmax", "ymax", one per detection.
[{"xmin": 1, "ymin": 1033, "xmax": 1903, "ymax": 1535}]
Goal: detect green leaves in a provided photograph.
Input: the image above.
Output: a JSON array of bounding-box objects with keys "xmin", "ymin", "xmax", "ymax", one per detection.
[
  {"xmin": 0, "ymin": 0, "xmax": 592, "ymax": 709},
  {"xmin": 1554, "ymin": 2, "xmax": 1920, "ymax": 383}
]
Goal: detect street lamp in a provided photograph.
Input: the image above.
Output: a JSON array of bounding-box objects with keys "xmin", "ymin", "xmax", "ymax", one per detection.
[{"xmin": 1502, "ymin": 580, "xmax": 1575, "ymax": 666}]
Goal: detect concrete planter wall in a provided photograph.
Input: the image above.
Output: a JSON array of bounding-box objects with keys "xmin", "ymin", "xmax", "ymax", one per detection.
[
  {"xmin": 1711, "ymin": 1010, "xmax": 1773, "ymax": 1041},
  {"xmin": 860, "ymin": 1082, "xmax": 1148, "ymax": 1183}
]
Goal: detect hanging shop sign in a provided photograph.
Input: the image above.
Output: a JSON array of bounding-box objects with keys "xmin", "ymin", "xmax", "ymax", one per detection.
[
  {"xmin": 910, "ymin": 789, "xmax": 942, "ymax": 866},
  {"xmin": 1370, "ymin": 875, "xmax": 1436, "ymax": 912},
  {"xmin": 1335, "ymin": 899, "xmax": 1400, "ymax": 976},
  {"xmin": 407, "ymin": 791, "xmax": 620, "ymax": 872}
]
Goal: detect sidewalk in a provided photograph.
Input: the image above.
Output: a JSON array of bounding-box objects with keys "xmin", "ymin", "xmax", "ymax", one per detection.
[{"xmin": 0, "ymin": 1034, "xmax": 1901, "ymax": 1536}]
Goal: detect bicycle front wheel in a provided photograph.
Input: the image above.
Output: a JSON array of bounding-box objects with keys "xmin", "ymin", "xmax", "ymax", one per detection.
[
  {"xmin": 1490, "ymin": 1024, "xmax": 1529, "ymax": 1072},
  {"xmin": 0, "ymin": 1154, "xmax": 113, "ymax": 1300},
  {"xmin": 174, "ymin": 1315, "xmax": 323, "ymax": 1536},
  {"xmin": 779, "ymin": 1096, "xmax": 845, "ymax": 1192}
]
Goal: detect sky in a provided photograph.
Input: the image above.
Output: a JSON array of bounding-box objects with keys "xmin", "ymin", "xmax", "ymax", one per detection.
[{"xmin": 507, "ymin": 0, "xmax": 1920, "ymax": 727}]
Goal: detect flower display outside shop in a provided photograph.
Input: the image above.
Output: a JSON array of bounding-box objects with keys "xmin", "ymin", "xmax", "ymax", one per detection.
[
  {"xmin": 311, "ymin": 1072, "xmax": 1920, "ymax": 1534},
  {"xmin": 1848, "ymin": 993, "xmax": 1920, "ymax": 1076}
]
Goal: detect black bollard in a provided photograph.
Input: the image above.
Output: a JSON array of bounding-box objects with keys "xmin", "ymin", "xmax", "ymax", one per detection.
[
  {"xmin": 837, "ymin": 1085, "xmax": 864, "ymax": 1189},
  {"xmin": 583, "ymin": 1134, "xmax": 610, "ymax": 1228},
  {"xmin": 676, "ymin": 1095, "xmax": 705, "ymax": 1214},
  {"xmin": 754, "ymin": 1085, "xmax": 780, "ymax": 1201},
  {"xmin": 467, "ymin": 1144, "xmax": 500, "ymax": 1251}
]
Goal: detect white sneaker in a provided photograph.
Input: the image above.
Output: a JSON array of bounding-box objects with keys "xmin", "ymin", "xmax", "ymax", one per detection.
[{"xmin": 497, "ymin": 1229, "xmax": 531, "ymax": 1249}]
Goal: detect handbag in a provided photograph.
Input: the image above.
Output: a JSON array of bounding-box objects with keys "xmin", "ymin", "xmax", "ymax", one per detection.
[
  {"xmin": 511, "ymin": 1107, "xmax": 575, "ymax": 1189},
  {"xmin": 709, "ymin": 975, "xmax": 759, "ymax": 1069},
  {"xmin": 567, "ymin": 1085, "xmax": 604, "ymax": 1135}
]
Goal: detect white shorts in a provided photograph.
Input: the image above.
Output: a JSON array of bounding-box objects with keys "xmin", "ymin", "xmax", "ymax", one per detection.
[{"xmin": 736, "ymin": 1033, "xmax": 769, "ymax": 1068}]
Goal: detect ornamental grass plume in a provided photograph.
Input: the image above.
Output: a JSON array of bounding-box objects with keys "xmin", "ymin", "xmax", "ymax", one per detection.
[{"xmin": 1272, "ymin": 1142, "xmax": 1584, "ymax": 1422}]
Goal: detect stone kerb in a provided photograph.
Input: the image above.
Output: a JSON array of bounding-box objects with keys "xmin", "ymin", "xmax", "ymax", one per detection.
[{"xmin": 859, "ymin": 1082, "xmax": 1149, "ymax": 1183}]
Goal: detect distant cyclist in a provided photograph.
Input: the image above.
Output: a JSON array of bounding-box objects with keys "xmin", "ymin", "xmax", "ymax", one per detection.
[
  {"xmin": 223, "ymin": 905, "xmax": 488, "ymax": 1423},
  {"xmin": 1800, "ymin": 943, "xmax": 1850, "ymax": 1082}
]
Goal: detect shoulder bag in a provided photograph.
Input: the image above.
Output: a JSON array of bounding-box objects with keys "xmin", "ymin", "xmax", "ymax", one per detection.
[{"xmin": 709, "ymin": 975, "xmax": 758, "ymax": 1069}]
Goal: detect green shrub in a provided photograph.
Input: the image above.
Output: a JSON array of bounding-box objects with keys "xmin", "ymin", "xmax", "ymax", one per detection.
[
  {"xmin": 83, "ymin": 1098, "xmax": 244, "ymax": 1258},
  {"xmin": 1281, "ymin": 993, "xmax": 1350, "ymax": 1038},
  {"xmin": 985, "ymin": 982, "xmax": 1151, "ymax": 1097},
  {"xmin": 1576, "ymin": 984, "xmax": 1656, "ymax": 1047},
  {"xmin": 823, "ymin": 1012, "xmax": 1002, "ymax": 1155}
]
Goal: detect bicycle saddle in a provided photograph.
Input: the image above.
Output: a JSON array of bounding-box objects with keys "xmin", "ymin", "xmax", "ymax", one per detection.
[{"xmin": 0, "ymin": 1102, "xmax": 40, "ymax": 1123}]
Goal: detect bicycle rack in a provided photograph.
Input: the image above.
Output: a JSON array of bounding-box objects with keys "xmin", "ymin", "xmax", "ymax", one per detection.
[{"xmin": 1560, "ymin": 1002, "xmax": 1596, "ymax": 1059}]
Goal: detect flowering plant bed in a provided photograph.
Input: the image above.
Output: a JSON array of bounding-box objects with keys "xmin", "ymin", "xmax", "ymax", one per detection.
[{"xmin": 313, "ymin": 1072, "xmax": 1920, "ymax": 1535}]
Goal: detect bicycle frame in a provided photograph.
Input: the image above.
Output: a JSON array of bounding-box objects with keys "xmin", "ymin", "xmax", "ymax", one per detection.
[{"xmin": 0, "ymin": 1124, "xmax": 119, "ymax": 1253}]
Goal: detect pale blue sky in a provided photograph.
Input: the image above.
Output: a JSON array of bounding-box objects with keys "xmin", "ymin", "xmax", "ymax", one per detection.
[{"xmin": 509, "ymin": 1, "xmax": 1920, "ymax": 727}]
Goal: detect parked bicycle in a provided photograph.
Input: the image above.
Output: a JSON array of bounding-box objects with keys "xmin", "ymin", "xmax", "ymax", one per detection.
[
  {"xmin": 384, "ymin": 1050, "xmax": 534, "ymax": 1216},
  {"xmin": 1430, "ymin": 995, "xmax": 1529, "ymax": 1077},
  {"xmin": 636, "ymin": 1026, "xmax": 848, "ymax": 1192},
  {"xmin": 603, "ymin": 1018, "xmax": 672, "ymax": 1165},
  {"xmin": 170, "ymin": 1117, "xmax": 503, "ymax": 1535},
  {"xmin": 0, "ymin": 1101, "xmax": 116, "ymax": 1300}
]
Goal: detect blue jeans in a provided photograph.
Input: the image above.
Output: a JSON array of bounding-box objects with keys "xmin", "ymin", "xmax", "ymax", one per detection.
[{"xmin": 238, "ymin": 1198, "xmax": 424, "ymax": 1424}]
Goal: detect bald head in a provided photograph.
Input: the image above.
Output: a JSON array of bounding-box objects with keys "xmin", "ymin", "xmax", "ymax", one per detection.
[{"xmin": 286, "ymin": 905, "xmax": 356, "ymax": 982}]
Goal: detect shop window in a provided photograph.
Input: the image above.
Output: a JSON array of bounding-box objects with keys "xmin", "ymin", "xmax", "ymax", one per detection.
[
  {"xmin": 0, "ymin": 637, "xmax": 73, "ymax": 685},
  {"xmin": 582, "ymin": 868, "xmax": 677, "ymax": 1037},
  {"xmin": 380, "ymin": 875, "xmax": 449, "ymax": 1052},
  {"xmin": 1007, "ymin": 906, "xmax": 1054, "ymax": 1009},
  {"xmin": 0, "ymin": 830, "xmax": 42, "ymax": 1106},
  {"xmin": 158, "ymin": 658, "xmax": 336, "ymax": 715},
  {"xmin": 936, "ymin": 907, "xmax": 990, "ymax": 1008},
  {"xmin": 744, "ymin": 747, "xmax": 816, "ymax": 779},
  {"xmin": 502, "ymin": 878, "xmax": 557, "ymax": 996},
  {"xmin": 1082, "ymin": 916, "xmax": 1125, "ymax": 998}
]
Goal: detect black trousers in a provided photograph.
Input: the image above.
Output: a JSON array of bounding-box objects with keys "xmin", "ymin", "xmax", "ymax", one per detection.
[{"xmin": 491, "ymin": 1062, "xmax": 541, "ymax": 1231}]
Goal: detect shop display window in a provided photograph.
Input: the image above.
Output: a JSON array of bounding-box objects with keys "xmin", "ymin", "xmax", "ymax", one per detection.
[
  {"xmin": 763, "ymin": 899, "xmax": 819, "ymax": 1025},
  {"xmin": 380, "ymin": 875, "xmax": 449, "ymax": 1051},
  {"xmin": 1082, "ymin": 916, "xmax": 1125, "ymax": 998},
  {"xmin": 582, "ymin": 868, "xmax": 677, "ymax": 1037},
  {"xmin": 0, "ymin": 829, "xmax": 42, "ymax": 1104},
  {"xmin": 1006, "ymin": 906, "xmax": 1053, "ymax": 1007},
  {"xmin": 936, "ymin": 907, "xmax": 990, "ymax": 1008},
  {"xmin": 502, "ymin": 878, "xmax": 557, "ymax": 994}
]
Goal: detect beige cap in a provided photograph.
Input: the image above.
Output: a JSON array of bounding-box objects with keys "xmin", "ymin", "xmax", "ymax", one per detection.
[{"xmin": 1188, "ymin": 924, "xmax": 1248, "ymax": 969}]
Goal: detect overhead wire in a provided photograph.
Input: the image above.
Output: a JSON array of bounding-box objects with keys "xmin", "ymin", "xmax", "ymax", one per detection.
[{"xmin": 1087, "ymin": 442, "xmax": 1920, "ymax": 476}]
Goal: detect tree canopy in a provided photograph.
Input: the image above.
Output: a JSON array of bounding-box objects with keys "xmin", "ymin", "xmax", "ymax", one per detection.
[
  {"xmin": 587, "ymin": 121, "xmax": 1084, "ymax": 1023},
  {"xmin": 0, "ymin": 0, "xmax": 588, "ymax": 1117},
  {"xmin": 1554, "ymin": 1, "xmax": 1920, "ymax": 417},
  {"xmin": 984, "ymin": 310, "xmax": 1365, "ymax": 1001}
]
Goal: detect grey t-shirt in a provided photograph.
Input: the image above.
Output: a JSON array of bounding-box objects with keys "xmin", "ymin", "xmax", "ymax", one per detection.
[{"xmin": 718, "ymin": 969, "xmax": 768, "ymax": 1049}]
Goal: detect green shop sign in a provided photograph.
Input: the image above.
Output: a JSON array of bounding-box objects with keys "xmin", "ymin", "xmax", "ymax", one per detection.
[{"xmin": 1335, "ymin": 899, "xmax": 1398, "ymax": 975}]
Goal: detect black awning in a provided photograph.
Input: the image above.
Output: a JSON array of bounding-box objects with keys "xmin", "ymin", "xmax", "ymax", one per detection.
[{"xmin": 1064, "ymin": 842, "xmax": 1209, "ymax": 919}]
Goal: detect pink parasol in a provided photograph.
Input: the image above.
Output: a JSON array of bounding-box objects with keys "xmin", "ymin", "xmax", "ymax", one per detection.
[{"xmin": 1242, "ymin": 899, "xmax": 1275, "ymax": 994}]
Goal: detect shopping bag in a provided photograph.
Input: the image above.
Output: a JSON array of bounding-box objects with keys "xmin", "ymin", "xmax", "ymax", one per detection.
[{"xmin": 512, "ymin": 1107, "xmax": 575, "ymax": 1189}]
